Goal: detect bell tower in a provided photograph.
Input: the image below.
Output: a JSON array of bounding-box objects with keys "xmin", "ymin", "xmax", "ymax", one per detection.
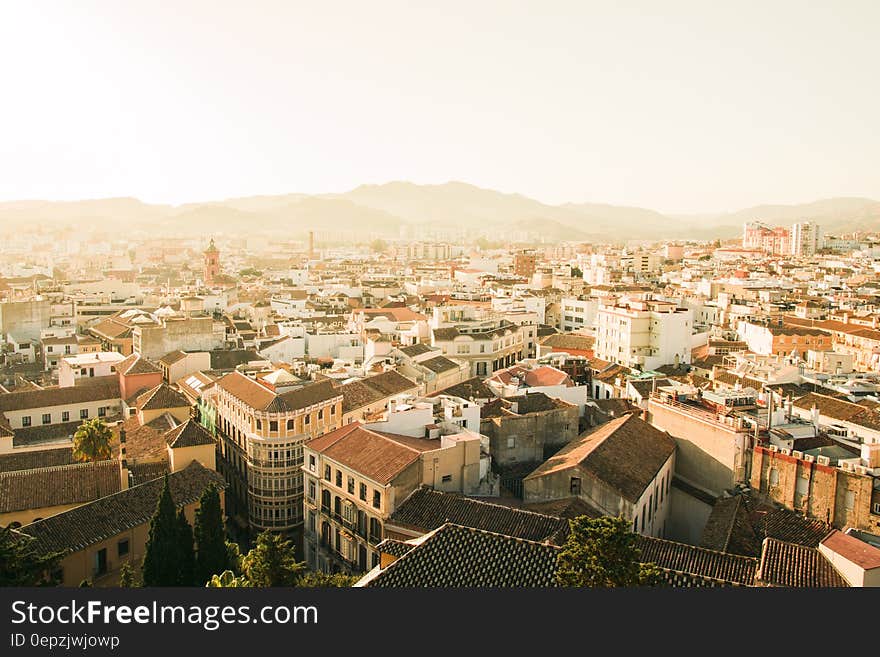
[{"xmin": 204, "ymin": 238, "xmax": 220, "ymax": 285}]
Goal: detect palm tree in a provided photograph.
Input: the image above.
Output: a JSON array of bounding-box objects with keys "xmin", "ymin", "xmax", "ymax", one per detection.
[{"xmin": 72, "ymin": 418, "xmax": 113, "ymax": 463}]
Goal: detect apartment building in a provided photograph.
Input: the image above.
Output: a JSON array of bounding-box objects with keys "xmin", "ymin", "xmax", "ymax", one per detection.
[
  {"xmin": 57, "ymin": 352, "xmax": 126, "ymax": 388},
  {"xmin": 593, "ymin": 299, "xmax": 692, "ymax": 371},
  {"xmin": 302, "ymin": 421, "xmax": 484, "ymax": 573},
  {"xmin": 737, "ymin": 321, "xmax": 831, "ymax": 358},
  {"xmin": 559, "ymin": 296, "xmax": 598, "ymax": 332},
  {"xmin": 133, "ymin": 315, "xmax": 225, "ymax": 360},
  {"xmin": 791, "ymin": 222, "xmax": 822, "ymax": 257},
  {"xmin": 430, "ymin": 306, "xmax": 524, "ymax": 377},
  {"xmin": 202, "ymin": 371, "xmax": 343, "ymax": 536}
]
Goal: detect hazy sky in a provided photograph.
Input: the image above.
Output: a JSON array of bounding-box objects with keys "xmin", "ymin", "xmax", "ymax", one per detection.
[{"xmin": 1, "ymin": 1, "xmax": 878, "ymax": 213}]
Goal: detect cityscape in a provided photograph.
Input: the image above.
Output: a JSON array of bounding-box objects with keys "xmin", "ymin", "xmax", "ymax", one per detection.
[{"xmin": 1, "ymin": 2, "xmax": 879, "ymax": 590}]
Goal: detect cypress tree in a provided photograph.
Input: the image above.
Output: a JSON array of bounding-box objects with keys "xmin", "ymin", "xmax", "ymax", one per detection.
[
  {"xmin": 176, "ymin": 509, "xmax": 195, "ymax": 586},
  {"xmin": 194, "ymin": 484, "xmax": 227, "ymax": 584},
  {"xmin": 142, "ymin": 476, "xmax": 181, "ymax": 586}
]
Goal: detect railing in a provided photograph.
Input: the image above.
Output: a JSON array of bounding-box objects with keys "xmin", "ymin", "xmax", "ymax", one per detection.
[{"xmin": 649, "ymin": 393, "xmax": 749, "ymax": 431}]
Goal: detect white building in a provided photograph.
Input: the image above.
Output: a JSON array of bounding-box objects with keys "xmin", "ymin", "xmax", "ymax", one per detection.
[
  {"xmin": 559, "ymin": 296, "xmax": 598, "ymax": 333},
  {"xmin": 58, "ymin": 352, "xmax": 127, "ymax": 388},
  {"xmin": 791, "ymin": 222, "xmax": 822, "ymax": 257},
  {"xmin": 594, "ymin": 299, "xmax": 693, "ymax": 371}
]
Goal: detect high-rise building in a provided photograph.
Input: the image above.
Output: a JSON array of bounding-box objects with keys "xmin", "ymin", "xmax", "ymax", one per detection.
[
  {"xmin": 513, "ymin": 250, "xmax": 537, "ymax": 278},
  {"xmin": 790, "ymin": 222, "xmax": 822, "ymax": 256},
  {"xmin": 204, "ymin": 238, "xmax": 220, "ymax": 285},
  {"xmin": 593, "ymin": 299, "xmax": 692, "ymax": 371},
  {"xmin": 742, "ymin": 222, "xmax": 791, "ymax": 254}
]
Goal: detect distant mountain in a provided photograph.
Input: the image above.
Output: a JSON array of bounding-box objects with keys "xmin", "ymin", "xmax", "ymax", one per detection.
[{"xmin": 1, "ymin": 184, "xmax": 878, "ymax": 242}]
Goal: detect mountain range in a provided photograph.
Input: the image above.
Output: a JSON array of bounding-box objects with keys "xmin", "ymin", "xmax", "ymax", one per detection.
[{"xmin": 1, "ymin": 182, "xmax": 879, "ymax": 243}]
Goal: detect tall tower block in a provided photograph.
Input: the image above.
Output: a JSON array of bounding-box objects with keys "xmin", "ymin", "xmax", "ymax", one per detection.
[{"xmin": 204, "ymin": 238, "xmax": 220, "ymax": 285}]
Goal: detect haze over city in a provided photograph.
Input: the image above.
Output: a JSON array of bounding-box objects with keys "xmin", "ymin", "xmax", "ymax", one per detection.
[{"xmin": 2, "ymin": 1, "xmax": 879, "ymax": 214}]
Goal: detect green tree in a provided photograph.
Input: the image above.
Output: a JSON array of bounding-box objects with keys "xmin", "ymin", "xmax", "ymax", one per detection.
[
  {"xmin": 555, "ymin": 516, "xmax": 663, "ymax": 587},
  {"xmin": 205, "ymin": 570, "xmax": 252, "ymax": 587},
  {"xmin": 242, "ymin": 531, "xmax": 305, "ymax": 587},
  {"xmin": 297, "ymin": 571, "xmax": 358, "ymax": 588},
  {"xmin": 0, "ymin": 526, "xmax": 60, "ymax": 586},
  {"xmin": 119, "ymin": 562, "xmax": 139, "ymax": 587},
  {"xmin": 142, "ymin": 476, "xmax": 183, "ymax": 586},
  {"xmin": 72, "ymin": 418, "xmax": 113, "ymax": 463},
  {"xmin": 194, "ymin": 484, "xmax": 228, "ymax": 584},
  {"xmin": 176, "ymin": 510, "xmax": 196, "ymax": 586},
  {"xmin": 225, "ymin": 541, "xmax": 244, "ymax": 576},
  {"xmin": 571, "ymin": 266, "xmax": 583, "ymax": 279}
]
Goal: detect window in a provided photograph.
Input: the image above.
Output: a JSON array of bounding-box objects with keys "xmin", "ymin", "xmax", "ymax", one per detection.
[
  {"xmin": 80, "ymin": 409, "xmax": 89, "ymax": 419},
  {"xmin": 256, "ymin": 419, "xmax": 262, "ymax": 431},
  {"xmin": 372, "ymin": 490, "xmax": 381, "ymax": 509},
  {"xmin": 318, "ymin": 409, "xmax": 323, "ymax": 420},
  {"xmin": 347, "ymin": 476, "xmax": 355, "ymax": 494},
  {"xmin": 323, "ymin": 465, "xmax": 331, "ymax": 481},
  {"xmin": 41, "ymin": 413, "xmax": 51, "ymax": 425},
  {"xmin": 98, "ymin": 407, "xmax": 106, "ymax": 417},
  {"xmin": 873, "ymin": 502, "xmax": 880, "ymax": 515},
  {"xmin": 441, "ymin": 474, "xmax": 453, "ymax": 484},
  {"xmin": 308, "ymin": 455, "xmax": 316, "ymax": 471},
  {"xmin": 308, "ymin": 480, "xmax": 316, "ymax": 502},
  {"xmin": 507, "ymin": 437, "xmax": 516, "ymax": 449},
  {"xmin": 21, "ymin": 416, "xmax": 31, "ymax": 427},
  {"xmin": 335, "ymin": 470, "xmax": 342, "ymax": 488},
  {"xmin": 269, "ymin": 420, "xmax": 278, "ymax": 432},
  {"xmin": 287, "ymin": 419, "xmax": 294, "ymax": 430},
  {"xmin": 304, "ymin": 414, "xmax": 311, "ymax": 425},
  {"xmin": 118, "ymin": 539, "xmax": 129, "ymax": 557},
  {"xmin": 94, "ymin": 548, "xmax": 107, "ymax": 576},
  {"xmin": 769, "ymin": 467, "xmax": 779, "ymax": 487},
  {"xmin": 570, "ymin": 477, "xmax": 581, "ymax": 495},
  {"xmin": 330, "ymin": 405, "xmax": 336, "ymax": 416},
  {"xmin": 359, "ymin": 483, "xmax": 367, "ymax": 501},
  {"xmin": 308, "ymin": 511, "xmax": 316, "ymax": 533},
  {"xmin": 845, "ymin": 491, "xmax": 855, "ymax": 511},
  {"xmin": 633, "ymin": 516, "xmax": 639, "ymax": 533}
]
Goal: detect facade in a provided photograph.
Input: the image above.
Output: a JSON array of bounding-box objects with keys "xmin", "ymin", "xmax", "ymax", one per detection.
[
  {"xmin": 750, "ymin": 444, "xmax": 880, "ymax": 534},
  {"xmin": 203, "ymin": 371, "xmax": 343, "ymax": 535},
  {"xmin": 302, "ymin": 422, "xmax": 484, "ymax": 574},
  {"xmin": 513, "ymin": 251, "xmax": 537, "ymax": 279},
  {"xmin": 430, "ymin": 306, "xmax": 525, "ymax": 377},
  {"xmin": 790, "ymin": 222, "xmax": 822, "ymax": 257},
  {"xmin": 737, "ymin": 321, "xmax": 831, "ymax": 358},
  {"xmin": 742, "ymin": 222, "xmax": 791, "ymax": 255},
  {"xmin": 594, "ymin": 299, "xmax": 692, "ymax": 370},
  {"xmin": 523, "ymin": 413, "xmax": 676, "ymax": 538},
  {"xmin": 58, "ymin": 352, "xmax": 126, "ymax": 388}
]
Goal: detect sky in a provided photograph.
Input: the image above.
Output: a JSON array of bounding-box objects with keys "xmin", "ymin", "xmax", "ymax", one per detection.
[{"xmin": 1, "ymin": 1, "xmax": 878, "ymax": 213}]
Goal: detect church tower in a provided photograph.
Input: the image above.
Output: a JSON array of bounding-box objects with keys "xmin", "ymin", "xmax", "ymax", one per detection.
[{"xmin": 204, "ymin": 238, "xmax": 220, "ymax": 285}]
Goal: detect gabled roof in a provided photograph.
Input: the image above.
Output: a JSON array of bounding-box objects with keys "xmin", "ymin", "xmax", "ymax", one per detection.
[
  {"xmin": 339, "ymin": 370, "xmax": 419, "ymax": 413},
  {"xmin": 389, "ymin": 487, "xmax": 569, "ymax": 544},
  {"xmin": 0, "ymin": 459, "xmax": 122, "ymax": 514},
  {"xmin": 757, "ymin": 537, "xmax": 849, "ymax": 587},
  {"xmin": 0, "ymin": 381, "xmax": 120, "ymax": 414},
  {"xmin": 135, "ymin": 383, "xmax": 191, "ymax": 411},
  {"xmin": 638, "ymin": 535, "xmax": 758, "ymax": 586},
  {"xmin": 524, "ymin": 413, "xmax": 675, "ymax": 504},
  {"xmin": 305, "ymin": 423, "xmax": 434, "ymax": 484},
  {"xmin": 165, "ymin": 419, "xmax": 215, "ymax": 449},
  {"xmin": 19, "ymin": 461, "xmax": 225, "ymax": 556},
  {"xmin": 361, "ymin": 523, "xmax": 560, "ymax": 587},
  {"xmin": 117, "ymin": 353, "xmax": 162, "ymax": 376},
  {"xmin": 158, "ymin": 350, "xmax": 188, "ymax": 366}
]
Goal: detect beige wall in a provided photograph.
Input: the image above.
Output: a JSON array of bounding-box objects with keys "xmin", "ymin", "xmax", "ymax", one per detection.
[
  {"xmin": 648, "ymin": 400, "xmax": 744, "ymax": 496},
  {"xmin": 169, "ymin": 443, "xmax": 216, "ymax": 473},
  {"xmin": 2, "ymin": 502, "xmax": 80, "ymax": 529},
  {"xmin": 54, "ymin": 491, "xmax": 224, "ymax": 587}
]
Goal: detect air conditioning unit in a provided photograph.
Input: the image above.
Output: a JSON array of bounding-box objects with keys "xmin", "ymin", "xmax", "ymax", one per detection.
[
  {"xmin": 803, "ymin": 454, "xmax": 815, "ymax": 463},
  {"xmin": 768, "ymin": 444, "xmax": 779, "ymax": 453},
  {"xmin": 856, "ymin": 465, "xmax": 870, "ymax": 476},
  {"xmin": 841, "ymin": 462, "xmax": 855, "ymax": 472},
  {"xmin": 792, "ymin": 450, "xmax": 804, "ymax": 460},
  {"xmin": 780, "ymin": 448, "xmax": 792, "ymax": 456},
  {"xmin": 816, "ymin": 455, "xmax": 831, "ymax": 466}
]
